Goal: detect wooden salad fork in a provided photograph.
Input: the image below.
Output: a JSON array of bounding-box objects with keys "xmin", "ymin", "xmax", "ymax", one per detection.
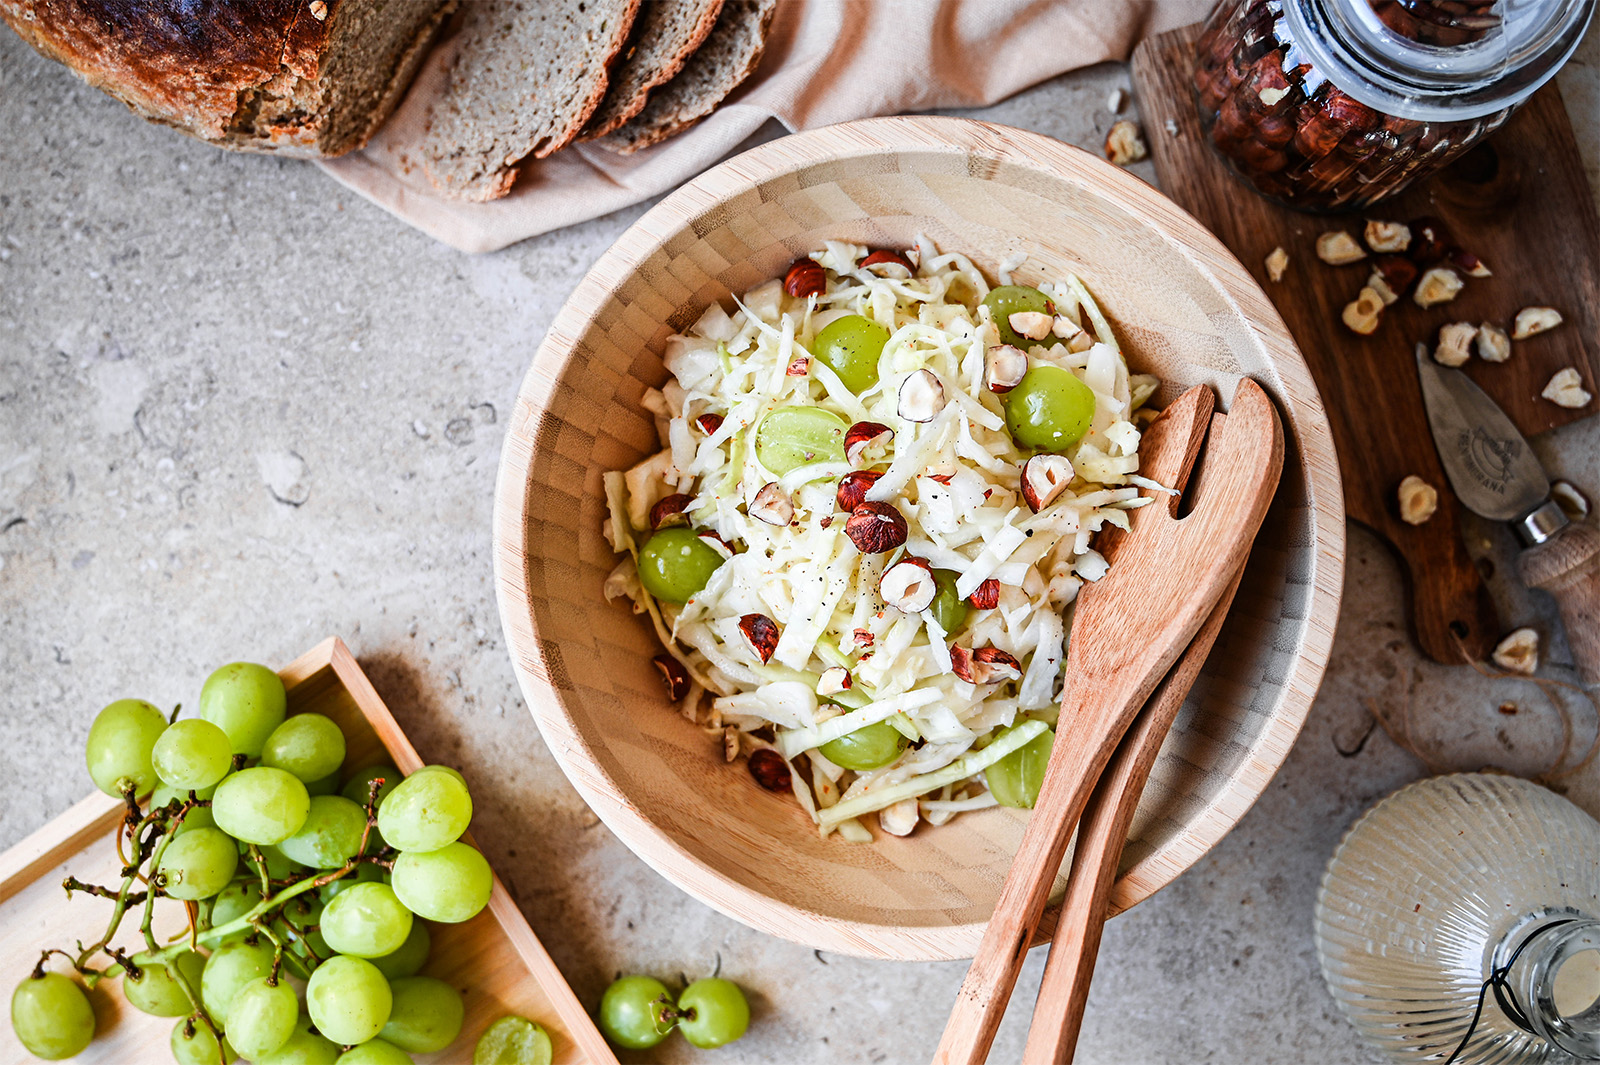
[{"xmin": 934, "ymin": 379, "xmax": 1285, "ymax": 1065}]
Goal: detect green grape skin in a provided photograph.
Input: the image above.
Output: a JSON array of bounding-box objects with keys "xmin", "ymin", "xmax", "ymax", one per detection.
[
  {"xmin": 261, "ymin": 713, "xmax": 347, "ymax": 784},
  {"xmin": 208, "ymin": 880, "xmax": 266, "ymax": 941},
  {"xmin": 377, "ymin": 770, "xmax": 471, "ymax": 854},
  {"xmin": 982, "ymin": 285, "xmax": 1055, "ymax": 349},
  {"xmin": 342, "ymin": 765, "xmax": 400, "ymax": 809},
  {"xmin": 150, "ymin": 782, "xmax": 218, "ymax": 836},
  {"xmin": 201, "ymin": 938, "xmax": 275, "ymax": 1025},
  {"xmin": 256, "ymin": 1016, "xmax": 341, "ymax": 1065},
  {"xmin": 598, "ymin": 975, "xmax": 673, "ymax": 1050},
  {"xmin": 929, "ymin": 569, "xmax": 970, "ymax": 634},
  {"xmin": 277, "ymin": 795, "xmax": 368, "ymax": 869},
  {"xmin": 171, "ymin": 1018, "xmax": 237, "ymax": 1065},
  {"xmin": 307, "ymin": 769, "xmax": 343, "ymax": 797},
  {"xmin": 158, "ymin": 827, "xmax": 239, "ymax": 900},
  {"xmin": 753, "ymin": 406, "xmax": 849, "ymax": 475},
  {"xmin": 819, "ymin": 718, "xmax": 907, "ymax": 771},
  {"xmin": 336, "ymin": 1039, "xmax": 413, "ymax": 1065},
  {"xmin": 985, "ymin": 723, "xmax": 1056, "ymax": 809},
  {"xmin": 123, "ymin": 950, "xmax": 207, "ymax": 1017},
  {"xmin": 321, "ymin": 883, "xmax": 414, "ymax": 958},
  {"xmin": 369, "ymin": 920, "xmax": 431, "ymax": 981},
  {"xmin": 391, "ymin": 843, "xmax": 493, "ymax": 924},
  {"xmin": 276, "ymin": 892, "xmax": 328, "ymax": 971},
  {"xmin": 151, "ymin": 718, "xmax": 234, "ymax": 791},
  {"xmin": 306, "ymin": 955, "xmax": 393, "ymax": 1046},
  {"xmin": 474, "ymin": 1016, "xmax": 553, "ymax": 1065},
  {"xmin": 322, "ymin": 860, "xmax": 386, "ymax": 901},
  {"xmin": 676, "ymin": 977, "xmax": 750, "ymax": 1050},
  {"xmin": 254, "ymin": 842, "xmax": 308, "ymax": 880},
  {"xmin": 10, "ymin": 972, "xmax": 95, "ymax": 1060},
  {"xmin": 199, "ymin": 662, "xmax": 288, "ymax": 758},
  {"xmin": 85, "ymin": 698, "xmax": 167, "ymax": 798},
  {"xmin": 813, "ymin": 314, "xmax": 890, "ymax": 394},
  {"xmin": 213, "ymin": 766, "xmax": 311, "ymax": 845},
  {"xmin": 1003, "ymin": 365, "xmax": 1096, "ymax": 452},
  {"xmin": 636, "ymin": 527, "xmax": 725, "ymax": 604},
  {"xmin": 225, "ymin": 977, "xmax": 299, "ymax": 1059},
  {"xmin": 379, "ymin": 976, "xmax": 465, "ymax": 1053},
  {"xmin": 416, "ymin": 765, "xmax": 466, "ymax": 785}
]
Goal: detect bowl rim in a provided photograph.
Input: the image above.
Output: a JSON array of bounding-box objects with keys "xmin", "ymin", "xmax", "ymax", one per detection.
[{"xmin": 493, "ymin": 115, "xmax": 1345, "ymax": 961}]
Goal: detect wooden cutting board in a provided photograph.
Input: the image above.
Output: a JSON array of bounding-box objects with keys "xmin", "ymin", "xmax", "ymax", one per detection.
[{"xmin": 1132, "ymin": 23, "xmax": 1600, "ymax": 665}]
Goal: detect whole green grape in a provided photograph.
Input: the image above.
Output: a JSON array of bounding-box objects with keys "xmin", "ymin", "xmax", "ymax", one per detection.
[
  {"xmin": 819, "ymin": 719, "xmax": 907, "ymax": 771},
  {"xmin": 85, "ymin": 698, "xmax": 167, "ymax": 798},
  {"xmin": 929, "ymin": 569, "xmax": 970, "ymax": 634},
  {"xmin": 813, "ymin": 314, "xmax": 889, "ymax": 393},
  {"xmin": 277, "ymin": 795, "xmax": 367, "ymax": 869},
  {"xmin": 261, "ymin": 713, "xmax": 347, "ymax": 784},
  {"xmin": 1003, "ymin": 365, "xmax": 1096, "ymax": 452},
  {"xmin": 10, "ymin": 972, "xmax": 95, "ymax": 1060},
  {"xmin": 252, "ymin": 842, "xmax": 308, "ymax": 881},
  {"xmin": 982, "ymin": 285, "xmax": 1055, "ymax": 348},
  {"xmin": 307, "ymin": 769, "xmax": 343, "ymax": 797},
  {"xmin": 369, "ymin": 919, "xmax": 431, "ymax": 981},
  {"xmin": 321, "ymin": 860, "xmax": 385, "ymax": 901},
  {"xmin": 416, "ymin": 765, "xmax": 466, "ymax": 785},
  {"xmin": 598, "ymin": 975, "xmax": 673, "ymax": 1050},
  {"xmin": 377, "ymin": 770, "xmax": 471, "ymax": 853},
  {"xmin": 342, "ymin": 765, "xmax": 400, "ymax": 809},
  {"xmin": 123, "ymin": 950, "xmax": 207, "ymax": 1017},
  {"xmin": 306, "ymin": 955, "xmax": 393, "ymax": 1046},
  {"xmin": 256, "ymin": 1016, "xmax": 341, "ymax": 1065},
  {"xmin": 753, "ymin": 406, "xmax": 848, "ymax": 475},
  {"xmin": 676, "ymin": 977, "xmax": 750, "ymax": 1050},
  {"xmin": 335, "ymin": 1039, "xmax": 413, "ymax": 1065},
  {"xmin": 158, "ymin": 827, "xmax": 239, "ymax": 900},
  {"xmin": 152, "ymin": 718, "xmax": 234, "ymax": 791},
  {"xmin": 473, "ymin": 1015, "xmax": 552, "ymax": 1065},
  {"xmin": 636, "ymin": 527, "xmax": 725, "ymax": 604},
  {"xmin": 225, "ymin": 977, "xmax": 298, "ymax": 1059},
  {"xmin": 150, "ymin": 782, "xmax": 217, "ymax": 835},
  {"xmin": 321, "ymin": 883, "xmax": 414, "ymax": 958},
  {"xmin": 208, "ymin": 880, "xmax": 266, "ymax": 940},
  {"xmin": 171, "ymin": 1018, "xmax": 236, "ymax": 1065},
  {"xmin": 379, "ymin": 976, "xmax": 465, "ymax": 1054},
  {"xmin": 213, "ymin": 766, "xmax": 310, "ymax": 845},
  {"xmin": 985, "ymin": 723, "xmax": 1056, "ymax": 808},
  {"xmin": 391, "ymin": 843, "xmax": 493, "ymax": 924},
  {"xmin": 199, "ymin": 662, "xmax": 287, "ymax": 758},
  {"xmin": 201, "ymin": 938, "xmax": 275, "ymax": 1025}
]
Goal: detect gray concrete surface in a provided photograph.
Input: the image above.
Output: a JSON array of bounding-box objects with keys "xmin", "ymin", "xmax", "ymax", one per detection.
[{"xmin": 3, "ymin": 18, "xmax": 1598, "ymax": 1065}]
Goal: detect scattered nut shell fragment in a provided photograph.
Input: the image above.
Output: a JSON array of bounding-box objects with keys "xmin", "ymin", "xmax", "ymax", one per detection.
[
  {"xmin": 1264, "ymin": 246, "xmax": 1289, "ymax": 283},
  {"xmin": 1398, "ymin": 475, "xmax": 1438, "ymax": 525},
  {"xmin": 1448, "ymin": 248, "xmax": 1491, "ymax": 278},
  {"xmin": 898, "ymin": 369, "xmax": 946, "ymax": 422},
  {"xmin": 817, "ymin": 666, "xmax": 853, "ymax": 697},
  {"xmin": 835, "ymin": 470, "xmax": 882, "ymax": 512},
  {"xmin": 880, "ymin": 557, "xmax": 937, "ymax": 613},
  {"xmin": 1317, "ymin": 231, "xmax": 1367, "ymax": 265},
  {"xmin": 783, "ymin": 257, "xmax": 825, "ymax": 298},
  {"xmin": 1413, "ymin": 266, "xmax": 1464, "ymax": 308},
  {"xmin": 652, "ymin": 654, "xmax": 691, "ymax": 701},
  {"xmin": 1104, "ymin": 120, "xmax": 1148, "ymax": 165},
  {"xmin": 845, "ymin": 501, "xmax": 909, "ymax": 554},
  {"xmin": 749, "ymin": 482, "xmax": 794, "ymax": 526},
  {"xmin": 1491, "ymin": 628, "xmax": 1539, "ymax": 675},
  {"xmin": 1542, "ymin": 368, "xmax": 1592, "ymax": 409},
  {"xmin": 1475, "ymin": 323, "xmax": 1511, "ymax": 363},
  {"xmin": 860, "ymin": 249, "xmax": 915, "ymax": 279},
  {"xmin": 1020, "ymin": 454, "xmax": 1075, "ymax": 512},
  {"xmin": 986, "ymin": 344, "xmax": 1028, "ymax": 393},
  {"xmin": 843, "ymin": 421, "xmax": 893, "ymax": 467},
  {"xmin": 1341, "ymin": 287, "xmax": 1384, "ymax": 335},
  {"xmin": 1552, "ymin": 481, "xmax": 1589, "ymax": 520},
  {"xmin": 1008, "ymin": 311, "xmax": 1054, "ymax": 342},
  {"xmin": 966, "ymin": 579, "xmax": 1001, "ymax": 611},
  {"xmin": 747, "ymin": 748, "xmax": 792, "ymax": 791},
  {"xmin": 738, "ymin": 613, "xmax": 780, "ymax": 663},
  {"xmin": 1433, "ymin": 322, "xmax": 1476, "ymax": 368},
  {"xmin": 879, "ymin": 798, "xmax": 919, "ymax": 837},
  {"xmin": 1512, "ymin": 306, "xmax": 1563, "ymax": 339},
  {"xmin": 1363, "ymin": 220, "xmax": 1411, "ymax": 254}
]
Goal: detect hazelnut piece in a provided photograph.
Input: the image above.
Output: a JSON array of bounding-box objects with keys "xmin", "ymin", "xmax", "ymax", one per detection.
[
  {"xmin": 649, "ymin": 493, "xmax": 693, "ymax": 530},
  {"xmin": 1433, "ymin": 322, "xmax": 1476, "ymax": 368},
  {"xmin": 836, "ymin": 470, "xmax": 883, "ymax": 512},
  {"xmin": 878, "ymin": 798, "xmax": 919, "ymax": 837},
  {"xmin": 844, "ymin": 421, "xmax": 893, "ymax": 467},
  {"xmin": 860, "ymin": 249, "xmax": 915, "ymax": 279},
  {"xmin": 1512, "ymin": 306, "xmax": 1563, "ymax": 339},
  {"xmin": 750, "ymin": 482, "xmax": 794, "ymax": 526},
  {"xmin": 783, "ymin": 257, "xmax": 825, "ymax": 299},
  {"xmin": 1366, "ymin": 270, "xmax": 1399, "ymax": 307},
  {"xmin": 1448, "ymin": 248, "xmax": 1491, "ymax": 278},
  {"xmin": 1051, "ymin": 315, "xmax": 1086, "ymax": 343},
  {"xmin": 898, "ymin": 369, "xmax": 946, "ymax": 422},
  {"xmin": 817, "ymin": 666, "xmax": 852, "ymax": 697},
  {"xmin": 738, "ymin": 613, "xmax": 780, "ymax": 663},
  {"xmin": 1020, "ymin": 454, "xmax": 1075, "ymax": 512},
  {"xmin": 1371, "ymin": 255, "xmax": 1418, "ymax": 298},
  {"xmin": 1341, "ymin": 287, "xmax": 1384, "ymax": 335},
  {"xmin": 845, "ymin": 501, "xmax": 909, "ymax": 554},
  {"xmin": 952, "ymin": 646, "xmax": 1023, "ymax": 684},
  {"xmin": 1491, "ymin": 628, "xmax": 1539, "ymax": 675},
  {"xmin": 1541, "ymin": 368, "xmax": 1592, "ymax": 409},
  {"xmin": 986, "ymin": 344, "xmax": 1028, "ymax": 393},
  {"xmin": 747, "ymin": 748, "xmax": 792, "ymax": 791},
  {"xmin": 786, "ymin": 355, "xmax": 810, "ymax": 376},
  {"xmin": 966, "ymin": 579, "xmax": 1001, "ymax": 611},
  {"xmin": 1398, "ymin": 475, "xmax": 1438, "ymax": 525},
  {"xmin": 1363, "ymin": 220, "xmax": 1411, "ymax": 254},
  {"xmin": 1552, "ymin": 481, "xmax": 1589, "ymax": 520},
  {"xmin": 1104, "ymin": 120, "xmax": 1148, "ymax": 165},
  {"xmin": 698, "ymin": 531, "xmax": 734, "ymax": 559},
  {"xmin": 879, "ymin": 557, "xmax": 937, "ymax": 613},
  {"xmin": 1413, "ymin": 267, "xmax": 1464, "ymax": 308},
  {"xmin": 694, "ymin": 412, "xmax": 725, "ymax": 435},
  {"xmin": 1409, "ymin": 218, "xmax": 1451, "ymax": 263},
  {"xmin": 651, "ymin": 654, "xmax": 691, "ymax": 701},
  {"xmin": 1007, "ymin": 312, "xmax": 1054, "ymax": 342},
  {"xmin": 1475, "ymin": 323, "xmax": 1511, "ymax": 363},
  {"xmin": 1264, "ymin": 246, "xmax": 1289, "ymax": 283},
  {"xmin": 1316, "ymin": 231, "xmax": 1367, "ymax": 265}
]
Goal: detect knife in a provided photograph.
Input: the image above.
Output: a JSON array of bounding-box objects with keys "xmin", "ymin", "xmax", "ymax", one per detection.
[{"xmin": 1416, "ymin": 345, "xmax": 1600, "ymax": 684}]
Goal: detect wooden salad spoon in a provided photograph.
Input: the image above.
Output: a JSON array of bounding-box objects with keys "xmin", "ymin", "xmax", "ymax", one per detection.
[{"xmin": 934, "ymin": 379, "xmax": 1285, "ymax": 1065}]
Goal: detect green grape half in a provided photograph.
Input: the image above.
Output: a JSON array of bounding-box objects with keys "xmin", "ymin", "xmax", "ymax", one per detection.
[
  {"xmin": 474, "ymin": 1016, "xmax": 553, "ymax": 1065},
  {"xmin": 321, "ymin": 883, "xmax": 414, "ymax": 958},
  {"xmin": 213, "ymin": 766, "xmax": 310, "ymax": 845},
  {"xmin": 369, "ymin": 919, "xmax": 431, "ymax": 981},
  {"xmin": 152, "ymin": 718, "xmax": 234, "ymax": 791},
  {"xmin": 819, "ymin": 718, "xmax": 907, "ymax": 771},
  {"xmin": 261, "ymin": 713, "xmax": 347, "ymax": 784},
  {"xmin": 171, "ymin": 1018, "xmax": 236, "ymax": 1065},
  {"xmin": 200, "ymin": 938, "xmax": 275, "ymax": 1026},
  {"xmin": 598, "ymin": 975, "xmax": 673, "ymax": 1050},
  {"xmin": 1003, "ymin": 365, "xmax": 1096, "ymax": 452},
  {"xmin": 379, "ymin": 976, "xmax": 465, "ymax": 1054},
  {"xmin": 10, "ymin": 972, "xmax": 95, "ymax": 1060},
  {"xmin": 123, "ymin": 950, "xmax": 207, "ymax": 1017},
  {"xmin": 753, "ymin": 406, "xmax": 848, "ymax": 475},
  {"xmin": 257, "ymin": 1016, "xmax": 341, "ymax": 1065},
  {"xmin": 391, "ymin": 843, "xmax": 493, "ymax": 924},
  {"xmin": 336, "ymin": 1039, "xmax": 413, "ymax": 1065},
  {"xmin": 676, "ymin": 977, "xmax": 750, "ymax": 1050},
  {"xmin": 225, "ymin": 977, "xmax": 298, "ymax": 1059},
  {"xmin": 636, "ymin": 527, "xmax": 725, "ymax": 604},
  {"xmin": 377, "ymin": 770, "xmax": 471, "ymax": 854},
  {"xmin": 982, "ymin": 285, "xmax": 1055, "ymax": 349},
  {"xmin": 85, "ymin": 698, "xmax": 167, "ymax": 798},
  {"xmin": 158, "ymin": 827, "xmax": 239, "ymax": 900},
  {"xmin": 929, "ymin": 569, "xmax": 970, "ymax": 635},
  {"xmin": 199, "ymin": 662, "xmax": 288, "ymax": 758},
  {"xmin": 277, "ymin": 795, "xmax": 367, "ymax": 869},
  {"xmin": 150, "ymin": 782, "xmax": 217, "ymax": 836},
  {"xmin": 342, "ymin": 765, "xmax": 400, "ymax": 809},
  {"xmin": 985, "ymin": 723, "xmax": 1056, "ymax": 809},
  {"xmin": 813, "ymin": 314, "xmax": 889, "ymax": 393},
  {"xmin": 306, "ymin": 955, "xmax": 393, "ymax": 1046}
]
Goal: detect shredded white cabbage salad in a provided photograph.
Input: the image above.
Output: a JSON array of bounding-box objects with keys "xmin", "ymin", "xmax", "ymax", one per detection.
[{"xmin": 602, "ymin": 237, "xmax": 1161, "ymax": 841}]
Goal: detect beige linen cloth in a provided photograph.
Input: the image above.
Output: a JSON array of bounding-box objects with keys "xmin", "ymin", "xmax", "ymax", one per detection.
[{"xmin": 317, "ymin": 0, "xmax": 1211, "ymax": 254}]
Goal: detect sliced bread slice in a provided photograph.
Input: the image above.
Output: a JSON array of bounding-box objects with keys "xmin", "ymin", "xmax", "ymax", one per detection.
[
  {"xmin": 597, "ymin": 0, "xmax": 777, "ymax": 155},
  {"xmin": 580, "ymin": 0, "xmax": 726, "ymax": 141},
  {"xmin": 419, "ymin": 0, "xmax": 640, "ymax": 201}
]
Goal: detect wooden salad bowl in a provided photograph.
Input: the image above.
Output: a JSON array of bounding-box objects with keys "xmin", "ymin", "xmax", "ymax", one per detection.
[{"xmin": 493, "ymin": 116, "xmax": 1344, "ymax": 962}]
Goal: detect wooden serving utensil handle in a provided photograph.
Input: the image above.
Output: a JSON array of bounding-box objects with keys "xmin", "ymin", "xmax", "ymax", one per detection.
[{"xmin": 1516, "ymin": 518, "xmax": 1600, "ymax": 684}]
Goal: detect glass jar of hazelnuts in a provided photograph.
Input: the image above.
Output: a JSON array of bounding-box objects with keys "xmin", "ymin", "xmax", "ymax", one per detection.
[{"xmin": 1193, "ymin": 0, "xmax": 1593, "ymax": 211}]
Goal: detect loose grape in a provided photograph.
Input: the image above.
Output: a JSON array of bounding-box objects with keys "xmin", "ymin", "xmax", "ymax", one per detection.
[
  {"xmin": 336, "ymin": 1039, "xmax": 413, "ymax": 1065},
  {"xmin": 321, "ymin": 883, "xmax": 414, "ymax": 958},
  {"xmin": 813, "ymin": 314, "xmax": 889, "ymax": 394},
  {"xmin": 982, "ymin": 285, "xmax": 1055, "ymax": 349},
  {"xmin": 342, "ymin": 765, "xmax": 400, "ymax": 808},
  {"xmin": 150, "ymin": 782, "xmax": 217, "ymax": 835},
  {"xmin": 278, "ymin": 795, "xmax": 367, "ymax": 869},
  {"xmin": 123, "ymin": 950, "xmax": 207, "ymax": 1017},
  {"xmin": 819, "ymin": 718, "xmax": 907, "ymax": 771},
  {"xmin": 929, "ymin": 568, "xmax": 969, "ymax": 635},
  {"xmin": 159, "ymin": 826, "xmax": 239, "ymax": 900},
  {"xmin": 985, "ymin": 723, "xmax": 1056, "ymax": 808},
  {"xmin": 152, "ymin": 718, "xmax": 234, "ymax": 791},
  {"xmin": 378, "ymin": 770, "xmax": 471, "ymax": 853},
  {"xmin": 753, "ymin": 406, "xmax": 848, "ymax": 474},
  {"xmin": 171, "ymin": 1018, "xmax": 237, "ymax": 1065},
  {"xmin": 213, "ymin": 766, "xmax": 310, "ymax": 845},
  {"xmin": 85, "ymin": 698, "xmax": 167, "ymax": 798},
  {"xmin": 369, "ymin": 920, "xmax": 431, "ymax": 981},
  {"xmin": 676, "ymin": 977, "xmax": 750, "ymax": 1050},
  {"xmin": 1003, "ymin": 365, "xmax": 1096, "ymax": 452},
  {"xmin": 10, "ymin": 972, "xmax": 95, "ymax": 1060},
  {"xmin": 598, "ymin": 975, "xmax": 673, "ymax": 1050},
  {"xmin": 225, "ymin": 976, "xmax": 298, "ymax": 1059},
  {"xmin": 379, "ymin": 976, "xmax": 464, "ymax": 1053},
  {"xmin": 474, "ymin": 1016, "xmax": 553, "ymax": 1065},
  {"xmin": 201, "ymin": 938, "xmax": 275, "ymax": 1025},
  {"xmin": 199, "ymin": 662, "xmax": 288, "ymax": 758},
  {"xmin": 257, "ymin": 1016, "xmax": 341, "ymax": 1065},
  {"xmin": 636, "ymin": 527, "xmax": 725, "ymax": 604},
  {"xmin": 391, "ymin": 843, "xmax": 493, "ymax": 924},
  {"xmin": 307, "ymin": 955, "xmax": 393, "ymax": 1046},
  {"xmin": 261, "ymin": 713, "xmax": 347, "ymax": 784}
]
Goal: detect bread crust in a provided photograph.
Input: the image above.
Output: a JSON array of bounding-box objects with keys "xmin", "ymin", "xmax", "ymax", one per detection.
[{"xmin": 580, "ymin": 0, "xmax": 726, "ymax": 141}]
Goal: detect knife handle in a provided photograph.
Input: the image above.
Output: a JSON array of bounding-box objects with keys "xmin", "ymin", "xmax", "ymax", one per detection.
[{"xmin": 1516, "ymin": 519, "xmax": 1600, "ymax": 685}]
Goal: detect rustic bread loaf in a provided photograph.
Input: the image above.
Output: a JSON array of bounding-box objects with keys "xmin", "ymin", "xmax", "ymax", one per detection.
[
  {"xmin": 598, "ymin": 0, "xmax": 777, "ymax": 155},
  {"xmin": 419, "ymin": 0, "xmax": 641, "ymax": 202},
  {"xmin": 580, "ymin": 0, "xmax": 726, "ymax": 142},
  {"xmin": 0, "ymin": 0, "xmax": 454, "ymax": 157}
]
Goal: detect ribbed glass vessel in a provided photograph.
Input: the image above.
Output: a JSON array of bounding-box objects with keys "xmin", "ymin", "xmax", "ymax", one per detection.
[{"xmin": 1315, "ymin": 774, "xmax": 1600, "ymax": 1063}]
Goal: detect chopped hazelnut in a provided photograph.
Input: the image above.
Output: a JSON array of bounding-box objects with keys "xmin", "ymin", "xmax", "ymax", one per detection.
[
  {"xmin": 1398, "ymin": 475, "xmax": 1438, "ymax": 525},
  {"xmin": 985, "ymin": 344, "xmax": 1028, "ymax": 393},
  {"xmin": 898, "ymin": 369, "xmax": 946, "ymax": 422},
  {"xmin": 1341, "ymin": 287, "xmax": 1384, "ymax": 335},
  {"xmin": 1448, "ymin": 248, "xmax": 1492, "ymax": 278},
  {"xmin": 1363, "ymin": 220, "xmax": 1411, "ymax": 254},
  {"xmin": 1433, "ymin": 322, "xmax": 1476, "ymax": 368},
  {"xmin": 1106, "ymin": 86, "xmax": 1126, "ymax": 112},
  {"xmin": 1008, "ymin": 311, "xmax": 1054, "ymax": 342},
  {"xmin": 1366, "ymin": 270, "xmax": 1399, "ymax": 306},
  {"xmin": 1316, "ymin": 231, "xmax": 1367, "ymax": 266},
  {"xmin": 879, "ymin": 557, "xmax": 937, "ymax": 614},
  {"xmin": 817, "ymin": 666, "xmax": 852, "ymax": 697},
  {"xmin": 1542, "ymin": 368, "xmax": 1592, "ymax": 409},
  {"xmin": 1020, "ymin": 454, "xmax": 1074, "ymax": 512},
  {"xmin": 1512, "ymin": 306, "xmax": 1563, "ymax": 339},
  {"xmin": 879, "ymin": 798, "xmax": 919, "ymax": 837},
  {"xmin": 1552, "ymin": 481, "xmax": 1590, "ymax": 520},
  {"xmin": 1413, "ymin": 266, "xmax": 1464, "ymax": 308},
  {"xmin": 1104, "ymin": 120, "xmax": 1148, "ymax": 166},
  {"xmin": 749, "ymin": 482, "xmax": 794, "ymax": 526},
  {"xmin": 1264, "ymin": 246, "xmax": 1289, "ymax": 283},
  {"xmin": 738, "ymin": 613, "xmax": 780, "ymax": 664},
  {"xmin": 1475, "ymin": 323, "xmax": 1511, "ymax": 363},
  {"xmin": 1491, "ymin": 628, "xmax": 1539, "ymax": 675}
]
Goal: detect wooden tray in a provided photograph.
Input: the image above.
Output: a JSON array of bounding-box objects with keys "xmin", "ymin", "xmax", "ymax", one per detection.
[
  {"xmin": 1132, "ymin": 23, "xmax": 1600, "ymax": 665},
  {"xmin": 0, "ymin": 637, "xmax": 617, "ymax": 1065}
]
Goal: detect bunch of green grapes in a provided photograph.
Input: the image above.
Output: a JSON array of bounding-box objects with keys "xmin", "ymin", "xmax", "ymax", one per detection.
[{"xmin": 10, "ymin": 662, "xmax": 503, "ymax": 1065}]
